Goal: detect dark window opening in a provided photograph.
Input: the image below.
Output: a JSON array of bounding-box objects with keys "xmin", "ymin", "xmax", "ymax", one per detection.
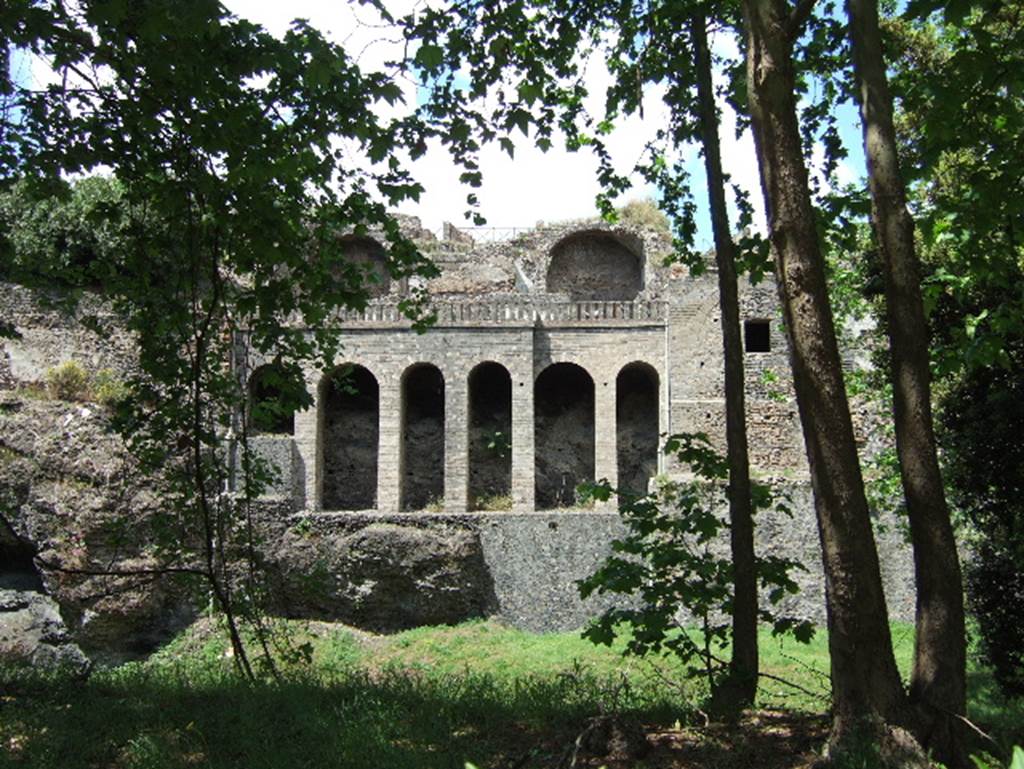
[{"xmin": 744, "ymin": 320, "xmax": 771, "ymax": 353}]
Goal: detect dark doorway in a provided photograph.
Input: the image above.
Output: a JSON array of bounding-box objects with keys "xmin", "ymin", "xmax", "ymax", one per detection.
[
  {"xmin": 534, "ymin": 362, "xmax": 595, "ymax": 509},
  {"xmin": 468, "ymin": 362, "xmax": 513, "ymax": 510},
  {"xmin": 401, "ymin": 364, "xmax": 445, "ymax": 511},
  {"xmin": 322, "ymin": 365, "xmax": 379, "ymax": 510},
  {"xmin": 248, "ymin": 364, "xmax": 296, "ymax": 435},
  {"xmin": 616, "ymin": 362, "xmax": 660, "ymax": 499}
]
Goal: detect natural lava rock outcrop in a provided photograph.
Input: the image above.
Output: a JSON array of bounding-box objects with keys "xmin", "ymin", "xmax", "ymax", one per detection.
[
  {"xmin": 263, "ymin": 521, "xmax": 496, "ymax": 632},
  {"xmin": 0, "ymin": 393, "xmax": 195, "ymax": 666}
]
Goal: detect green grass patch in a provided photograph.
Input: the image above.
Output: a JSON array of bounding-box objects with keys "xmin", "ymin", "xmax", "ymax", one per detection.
[{"xmin": 1, "ymin": 619, "xmax": 1021, "ymax": 769}]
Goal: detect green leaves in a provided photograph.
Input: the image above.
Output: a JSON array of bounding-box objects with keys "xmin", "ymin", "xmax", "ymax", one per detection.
[
  {"xmin": 414, "ymin": 43, "xmax": 444, "ymax": 71},
  {"xmin": 577, "ymin": 432, "xmax": 813, "ymax": 694},
  {"xmin": 2, "ymin": 0, "xmax": 445, "ymax": 677}
]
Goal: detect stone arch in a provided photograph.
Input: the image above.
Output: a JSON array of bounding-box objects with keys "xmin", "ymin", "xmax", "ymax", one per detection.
[
  {"xmin": 338, "ymin": 235, "xmax": 390, "ymax": 298},
  {"xmin": 321, "ymin": 364, "xmax": 379, "ymax": 510},
  {"xmin": 248, "ymin": 364, "xmax": 296, "ymax": 435},
  {"xmin": 468, "ymin": 361, "xmax": 512, "ymax": 510},
  {"xmin": 546, "ymin": 230, "xmax": 643, "ymax": 300},
  {"xmin": 616, "ymin": 361, "xmax": 660, "ymax": 498},
  {"xmin": 401, "ymin": 363, "xmax": 445, "ymax": 511},
  {"xmin": 534, "ymin": 362, "xmax": 595, "ymax": 509}
]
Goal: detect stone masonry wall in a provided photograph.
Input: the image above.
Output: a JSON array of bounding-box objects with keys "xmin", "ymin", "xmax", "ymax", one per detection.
[{"xmin": 0, "ymin": 212, "xmax": 919, "ymax": 654}]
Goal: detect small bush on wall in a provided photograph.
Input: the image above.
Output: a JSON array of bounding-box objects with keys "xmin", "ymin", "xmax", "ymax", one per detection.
[{"xmin": 45, "ymin": 361, "xmax": 91, "ymax": 401}]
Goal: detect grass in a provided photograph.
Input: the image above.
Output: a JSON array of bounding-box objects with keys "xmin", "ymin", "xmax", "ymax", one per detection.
[{"xmin": 1, "ymin": 620, "xmax": 1021, "ymax": 769}]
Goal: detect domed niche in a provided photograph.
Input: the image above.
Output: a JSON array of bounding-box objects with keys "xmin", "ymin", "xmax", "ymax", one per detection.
[
  {"xmin": 338, "ymin": 235, "xmax": 391, "ymax": 298},
  {"xmin": 546, "ymin": 231, "xmax": 643, "ymax": 300}
]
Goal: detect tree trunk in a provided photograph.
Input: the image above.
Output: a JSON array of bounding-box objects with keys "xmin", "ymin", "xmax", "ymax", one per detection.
[
  {"xmin": 846, "ymin": 0, "xmax": 967, "ymax": 762},
  {"xmin": 690, "ymin": 10, "xmax": 759, "ymax": 708},
  {"xmin": 740, "ymin": 0, "xmax": 908, "ymax": 741}
]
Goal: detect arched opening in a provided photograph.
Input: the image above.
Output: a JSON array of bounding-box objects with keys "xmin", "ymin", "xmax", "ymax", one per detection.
[
  {"xmin": 534, "ymin": 362, "xmax": 595, "ymax": 509},
  {"xmin": 248, "ymin": 364, "xmax": 296, "ymax": 435},
  {"xmin": 546, "ymin": 230, "xmax": 643, "ymax": 300},
  {"xmin": 617, "ymin": 362, "xmax": 660, "ymax": 499},
  {"xmin": 322, "ymin": 364, "xmax": 379, "ymax": 510},
  {"xmin": 338, "ymin": 235, "xmax": 390, "ymax": 298},
  {"xmin": 401, "ymin": 363, "xmax": 445, "ymax": 511},
  {"xmin": 468, "ymin": 362, "xmax": 512, "ymax": 511}
]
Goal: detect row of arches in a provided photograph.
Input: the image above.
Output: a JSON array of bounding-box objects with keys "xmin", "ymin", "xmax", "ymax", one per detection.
[{"xmin": 249, "ymin": 360, "xmax": 660, "ymax": 511}]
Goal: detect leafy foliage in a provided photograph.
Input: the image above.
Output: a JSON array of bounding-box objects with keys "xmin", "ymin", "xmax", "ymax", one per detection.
[
  {"xmin": 1, "ymin": 0, "xmax": 441, "ymax": 676},
  {"xmin": 889, "ymin": 2, "xmax": 1024, "ymax": 377},
  {"xmin": 392, "ymin": 0, "xmax": 774, "ymax": 271},
  {"xmin": 578, "ymin": 434, "xmax": 813, "ymax": 694},
  {"xmin": 882, "ymin": 1, "xmax": 1024, "ymax": 698}
]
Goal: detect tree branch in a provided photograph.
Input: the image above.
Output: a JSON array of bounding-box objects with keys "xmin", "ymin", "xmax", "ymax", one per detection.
[{"xmin": 786, "ymin": 0, "xmax": 817, "ymax": 40}]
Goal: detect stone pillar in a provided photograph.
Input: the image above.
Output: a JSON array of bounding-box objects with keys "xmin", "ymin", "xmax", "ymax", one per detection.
[
  {"xmin": 594, "ymin": 375, "xmax": 617, "ymax": 509},
  {"xmin": 377, "ymin": 378, "xmax": 402, "ymax": 512},
  {"xmin": 511, "ymin": 373, "xmax": 535, "ymax": 512},
  {"xmin": 295, "ymin": 369, "xmax": 320, "ymax": 511},
  {"xmin": 444, "ymin": 371, "xmax": 468, "ymax": 513}
]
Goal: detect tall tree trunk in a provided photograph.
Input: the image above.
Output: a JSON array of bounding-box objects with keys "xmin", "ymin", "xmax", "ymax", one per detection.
[
  {"xmin": 740, "ymin": 0, "xmax": 908, "ymax": 743},
  {"xmin": 690, "ymin": 10, "xmax": 758, "ymax": 708},
  {"xmin": 847, "ymin": 0, "xmax": 967, "ymax": 763}
]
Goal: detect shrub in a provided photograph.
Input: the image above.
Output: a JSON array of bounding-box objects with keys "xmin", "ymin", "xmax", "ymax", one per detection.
[
  {"xmin": 45, "ymin": 360, "xmax": 91, "ymax": 401},
  {"xmin": 616, "ymin": 198, "xmax": 670, "ymax": 233},
  {"xmin": 965, "ymin": 544, "xmax": 1024, "ymax": 697},
  {"xmin": 578, "ymin": 433, "xmax": 813, "ymax": 696},
  {"xmin": 941, "ymin": 353, "xmax": 1024, "ymax": 697},
  {"xmin": 473, "ymin": 493, "xmax": 512, "ymax": 511},
  {"xmin": 92, "ymin": 368, "xmax": 130, "ymax": 406},
  {"xmin": 43, "ymin": 362, "xmax": 129, "ymax": 407}
]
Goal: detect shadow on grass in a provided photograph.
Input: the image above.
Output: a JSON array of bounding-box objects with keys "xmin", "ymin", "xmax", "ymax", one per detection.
[
  {"xmin": 0, "ymin": 661, "xmax": 684, "ymax": 769},
  {"xmin": 965, "ymin": 667, "xmax": 1024, "ymax": 759}
]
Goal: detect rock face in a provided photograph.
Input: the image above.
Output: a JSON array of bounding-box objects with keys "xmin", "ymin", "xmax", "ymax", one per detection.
[
  {"xmin": 264, "ymin": 521, "xmax": 497, "ymax": 632},
  {"xmin": 0, "ymin": 393, "xmax": 196, "ymax": 666},
  {"xmin": 0, "ymin": 587, "xmax": 90, "ymax": 672}
]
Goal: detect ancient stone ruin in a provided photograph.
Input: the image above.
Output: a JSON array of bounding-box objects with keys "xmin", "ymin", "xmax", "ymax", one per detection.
[
  {"xmin": 244, "ymin": 218, "xmax": 806, "ymax": 511},
  {"xmin": 0, "ymin": 216, "xmax": 918, "ymax": 665}
]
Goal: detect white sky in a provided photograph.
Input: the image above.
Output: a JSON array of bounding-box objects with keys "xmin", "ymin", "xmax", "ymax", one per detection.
[
  {"xmin": 221, "ymin": 0, "xmax": 788, "ymax": 247},
  {"xmin": 13, "ymin": 0, "xmax": 863, "ymax": 247}
]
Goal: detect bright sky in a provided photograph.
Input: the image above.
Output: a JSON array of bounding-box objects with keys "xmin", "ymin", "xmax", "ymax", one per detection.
[
  {"xmin": 219, "ymin": 0, "xmax": 790, "ymax": 246},
  {"xmin": 11, "ymin": 1, "xmax": 865, "ymax": 248}
]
